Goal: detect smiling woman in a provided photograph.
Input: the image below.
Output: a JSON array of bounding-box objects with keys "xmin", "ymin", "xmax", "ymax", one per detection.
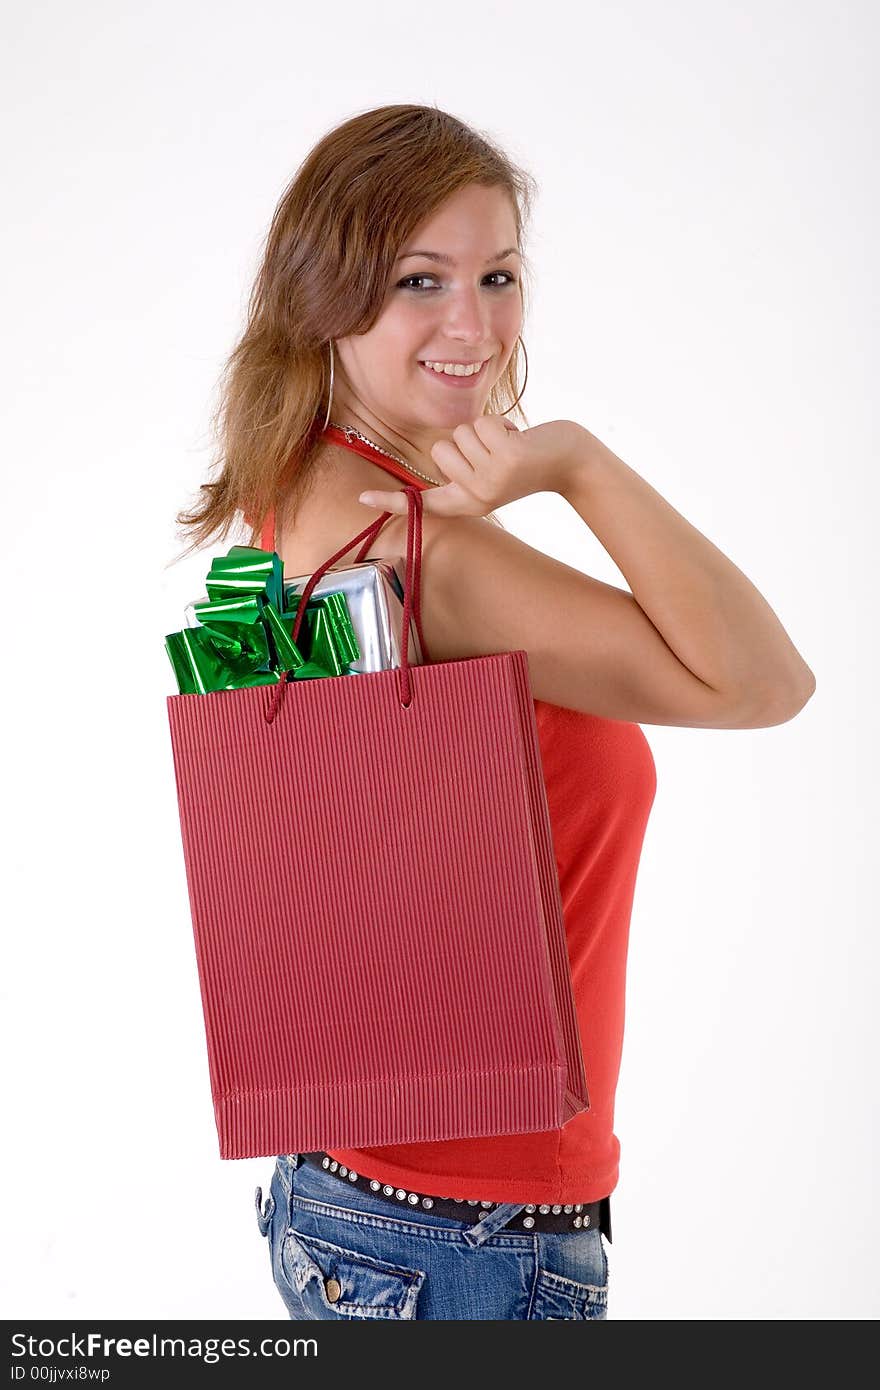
[
  {"xmin": 171, "ymin": 107, "xmax": 537, "ymax": 560},
  {"xmin": 318, "ymin": 178, "xmax": 529, "ymax": 486},
  {"xmin": 172, "ymin": 101, "xmax": 814, "ymax": 1324}
]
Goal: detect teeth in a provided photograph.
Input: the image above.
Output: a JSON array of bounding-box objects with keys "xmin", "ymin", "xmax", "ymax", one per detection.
[{"xmin": 422, "ymin": 360, "xmax": 483, "ymax": 377}]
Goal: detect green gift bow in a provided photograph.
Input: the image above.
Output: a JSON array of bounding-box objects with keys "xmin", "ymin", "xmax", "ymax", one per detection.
[{"xmin": 164, "ymin": 545, "xmax": 360, "ymax": 695}]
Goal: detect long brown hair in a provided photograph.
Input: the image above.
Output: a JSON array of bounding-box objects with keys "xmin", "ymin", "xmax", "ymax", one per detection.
[{"xmin": 172, "ymin": 104, "xmax": 538, "ymax": 562}]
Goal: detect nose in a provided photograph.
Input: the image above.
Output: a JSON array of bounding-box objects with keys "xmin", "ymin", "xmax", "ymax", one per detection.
[{"xmin": 440, "ymin": 286, "xmax": 494, "ymax": 343}]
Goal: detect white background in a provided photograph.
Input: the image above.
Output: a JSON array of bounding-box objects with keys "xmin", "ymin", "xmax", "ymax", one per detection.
[{"xmin": 2, "ymin": 0, "xmax": 876, "ymax": 1321}]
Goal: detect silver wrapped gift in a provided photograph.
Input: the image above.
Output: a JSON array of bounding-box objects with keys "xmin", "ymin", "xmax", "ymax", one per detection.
[{"xmin": 183, "ymin": 556, "xmax": 425, "ymax": 673}]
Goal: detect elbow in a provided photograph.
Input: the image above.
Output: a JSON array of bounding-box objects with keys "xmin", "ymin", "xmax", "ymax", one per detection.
[
  {"xmin": 746, "ymin": 668, "xmax": 817, "ymax": 728},
  {"xmin": 782, "ymin": 663, "xmax": 817, "ymax": 719}
]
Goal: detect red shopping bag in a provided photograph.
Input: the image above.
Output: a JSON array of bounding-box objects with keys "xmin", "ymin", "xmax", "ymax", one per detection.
[{"xmin": 166, "ymin": 486, "xmax": 589, "ymax": 1159}]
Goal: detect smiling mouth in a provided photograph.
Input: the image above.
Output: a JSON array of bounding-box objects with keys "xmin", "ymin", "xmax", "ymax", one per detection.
[{"xmin": 417, "ymin": 358, "xmax": 490, "ymax": 382}]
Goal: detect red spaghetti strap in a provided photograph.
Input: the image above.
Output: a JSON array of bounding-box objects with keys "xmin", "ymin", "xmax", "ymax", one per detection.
[
  {"xmin": 257, "ymin": 502, "xmax": 393, "ymax": 562},
  {"xmin": 323, "ymin": 424, "xmax": 434, "ymax": 493},
  {"xmin": 259, "ymin": 425, "xmax": 430, "ymax": 554}
]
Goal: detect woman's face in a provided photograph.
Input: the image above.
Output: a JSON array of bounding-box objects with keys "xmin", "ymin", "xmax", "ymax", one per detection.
[{"xmin": 332, "ymin": 183, "xmax": 523, "ymax": 450}]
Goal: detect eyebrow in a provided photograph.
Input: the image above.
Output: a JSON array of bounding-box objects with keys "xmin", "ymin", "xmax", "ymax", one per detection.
[{"xmin": 395, "ymin": 247, "xmax": 522, "ymax": 266}]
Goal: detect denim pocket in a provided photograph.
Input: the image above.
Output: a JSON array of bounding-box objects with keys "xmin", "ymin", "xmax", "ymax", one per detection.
[
  {"xmin": 277, "ymin": 1227, "xmax": 425, "ymax": 1320},
  {"xmin": 530, "ymin": 1266, "xmax": 608, "ymax": 1320},
  {"xmin": 530, "ymin": 1232, "xmax": 609, "ymax": 1321}
]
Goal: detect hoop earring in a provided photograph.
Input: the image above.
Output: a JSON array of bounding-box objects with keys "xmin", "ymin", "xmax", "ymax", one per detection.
[
  {"xmin": 321, "ymin": 338, "xmax": 335, "ymax": 431},
  {"xmin": 498, "ymin": 334, "xmax": 528, "ymax": 416}
]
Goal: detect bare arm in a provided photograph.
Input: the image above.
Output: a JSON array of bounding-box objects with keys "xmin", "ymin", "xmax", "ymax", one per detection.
[
  {"xmin": 361, "ymin": 415, "xmax": 816, "ymax": 729},
  {"xmin": 556, "ymin": 430, "xmax": 816, "ymax": 721}
]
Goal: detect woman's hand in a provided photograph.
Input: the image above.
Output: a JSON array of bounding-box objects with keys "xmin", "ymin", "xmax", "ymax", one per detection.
[{"xmin": 357, "ymin": 416, "xmax": 588, "ymax": 516}]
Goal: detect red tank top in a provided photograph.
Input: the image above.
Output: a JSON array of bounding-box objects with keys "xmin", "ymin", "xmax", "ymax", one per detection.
[{"xmin": 253, "ymin": 427, "xmax": 657, "ymax": 1204}]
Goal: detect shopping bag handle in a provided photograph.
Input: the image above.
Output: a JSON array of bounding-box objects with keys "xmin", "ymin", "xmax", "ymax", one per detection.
[{"xmin": 264, "ymin": 485, "xmax": 429, "ymax": 722}]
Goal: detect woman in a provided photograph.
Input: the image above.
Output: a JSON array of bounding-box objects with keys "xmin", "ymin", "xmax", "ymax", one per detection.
[{"xmin": 178, "ymin": 104, "xmax": 815, "ymax": 1320}]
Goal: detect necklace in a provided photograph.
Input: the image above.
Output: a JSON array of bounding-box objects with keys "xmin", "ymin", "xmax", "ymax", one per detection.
[{"xmin": 326, "ymin": 420, "xmax": 443, "ymax": 487}]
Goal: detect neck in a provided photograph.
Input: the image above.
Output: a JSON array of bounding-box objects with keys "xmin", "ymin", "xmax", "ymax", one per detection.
[{"xmin": 325, "ymin": 409, "xmax": 449, "ymax": 485}]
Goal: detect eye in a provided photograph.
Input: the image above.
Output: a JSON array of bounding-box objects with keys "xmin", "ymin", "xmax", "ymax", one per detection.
[{"xmin": 397, "ymin": 272, "xmax": 518, "ymax": 292}]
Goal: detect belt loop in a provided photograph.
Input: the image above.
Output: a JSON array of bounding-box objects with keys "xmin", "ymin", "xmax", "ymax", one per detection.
[
  {"xmin": 277, "ymin": 1153, "xmax": 302, "ymax": 1225},
  {"xmin": 462, "ymin": 1202, "xmax": 527, "ymax": 1248}
]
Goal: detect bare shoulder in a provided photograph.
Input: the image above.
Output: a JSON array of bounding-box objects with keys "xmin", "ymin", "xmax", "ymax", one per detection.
[{"xmin": 408, "ymin": 512, "xmax": 761, "ymax": 730}]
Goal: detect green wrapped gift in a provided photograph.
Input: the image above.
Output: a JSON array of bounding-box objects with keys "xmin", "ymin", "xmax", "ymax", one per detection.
[{"xmin": 165, "ymin": 545, "xmax": 360, "ymax": 695}]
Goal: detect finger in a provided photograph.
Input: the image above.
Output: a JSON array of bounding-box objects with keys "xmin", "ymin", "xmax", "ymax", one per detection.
[
  {"xmin": 359, "ymin": 482, "xmax": 482, "ymax": 518},
  {"xmin": 415, "ymin": 482, "xmax": 484, "ymax": 517},
  {"xmin": 430, "ymin": 436, "xmax": 481, "ymax": 481},
  {"xmin": 473, "ymin": 414, "xmax": 519, "ymax": 444},
  {"xmin": 357, "ymin": 489, "xmax": 409, "ymax": 514},
  {"xmin": 450, "ymin": 421, "xmax": 493, "ymax": 468}
]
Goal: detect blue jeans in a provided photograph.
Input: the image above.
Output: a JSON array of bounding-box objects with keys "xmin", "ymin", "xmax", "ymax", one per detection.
[{"xmin": 255, "ymin": 1153, "xmax": 609, "ymax": 1320}]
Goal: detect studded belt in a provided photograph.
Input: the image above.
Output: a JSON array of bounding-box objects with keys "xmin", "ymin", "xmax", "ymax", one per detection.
[{"xmin": 300, "ymin": 1152, "xmax": 611, "ymax": 1238}]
